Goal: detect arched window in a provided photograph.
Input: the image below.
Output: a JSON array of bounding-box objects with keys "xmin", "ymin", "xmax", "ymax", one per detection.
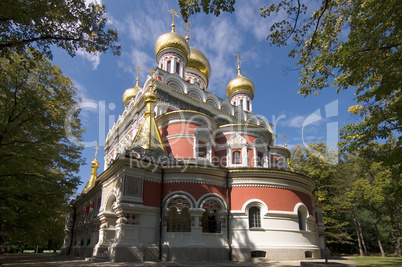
[
  {"xmin": 176, "ymin": 62, "xmax": 180, "ymax": 74},
  {"xmin": 240, "ymin": 99, "xmax": 243, "ymax": 108},
  {"xmin": 249, "ymin": 206, "xmax": 261, "ymax": 228},
  {"xmin": 167, "ymin": 60, "xmax": 171, "ymax": 72},
  {"xmin": 197, "ymin": 141, "xmax": 206, "ymax": 157},
  {"xmin": 232, "ymin": 151, "xmax": 241, "ymax": 164},
  {"xmin": 201, "ymin": 211, "xmax": 220, "ymax": 233},
  {"xmin": 298, "ymin": 208, "xmax": 307, "ymax": 231},
  {"xmin": 207, "ymin": 99, "xmax": 217, "ymax": 107},
  {"xmin": 234, "ymin": 113, "xmax": 242, "ymax": 119},
  {"xmin": 189, "ymin": 91, "xmax": 201, "ymax": 100},
  {"xmin": 169, "ymin": 82, "xmax": 182, "ymax": 91},
  {"xmin": 222, "ymin": 106, "xmax": 230, "ymax": 114},
  {"xmin": 256, "ymin": 152, "xmax": 263, "ymax": 167},
  {"xmin": 167, "ymin": 207, "xmax": 191, "ymax": 232}
]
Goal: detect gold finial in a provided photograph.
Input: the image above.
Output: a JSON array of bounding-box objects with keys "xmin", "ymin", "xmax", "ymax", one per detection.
[
  {"xmin": 168, "ymin": 9, "xmax": 179, "ymax": 32},
  {"xmin": 235, "ymin": 53, "xmax": 242, "ymax": 76},
  {"xmin": 134, "ymin": 66, "xmax": 143, "ymax": 86},
  {"xmin": 82, "ymin": 146, "xmax": 99, "ymax": 194},
  {"xmin": 93, "ymin": 145, "xmax": 99, "ymax": 158},
  {"xmin": 283, "ymin": 134, "xmax": 288, "ymax": 148},
  {"xmin": 147, "ymin": 68, "xmax": 156, "ymax": 76},
  {"xmin": 184, "ymin": 21, "xmax": 192, "ymax": 42},
  {"xmin": 147, "ymin": 68, "xmax": 156, "ymax": 84},
  {"xmin": 146, "ymin": 68, "xmax": 157, "ymax": 93}
]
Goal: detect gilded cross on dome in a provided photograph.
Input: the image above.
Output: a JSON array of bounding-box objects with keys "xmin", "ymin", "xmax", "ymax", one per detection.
[
  {"xmin": 168, "ymin": 9, "xmax": 179, "ymax": 32},
  {"xmin": 134, "ymin": 66, "xmax": 143, "ymax": 76},
  {"xmin": 184, "ymin": 21, "xmax": 192, "ymax": 42},
  {"xmin": 283, "ymin": 134, "xmax": 288, "ymax": 148},
  {"xmin": 147, "ymin": 68, "xmax": 157, "ymax": 89},
  {"xmin": 235, "ymin": 53, "xmax": 242, "ymax": 76},
  {"xmin": 93, "ymin": 145, "xmax": 99, "ymax": 158},
  {"xmin": 147, "ymin": 68, "xmax": 156, "ymax": 80},
  {"xmin": 134, "ymin": 66, "xmax": 143, "ymax": 86}
]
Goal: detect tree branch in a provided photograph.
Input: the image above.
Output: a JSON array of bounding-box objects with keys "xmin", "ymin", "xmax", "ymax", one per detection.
[
  {"xmin": 0, "ymin": 35, "xmax": 84, "ymax": 49},
  {"xmin": 353, "ymin": 43, "xmax": 402, "ymax": 55},
  {"xmin": 305, "ymin": 0, "xmax": 329, "ymax": 59},
  {"xmin": 283, "ymin": 0, "xmax": 302, "ymax": 43}
]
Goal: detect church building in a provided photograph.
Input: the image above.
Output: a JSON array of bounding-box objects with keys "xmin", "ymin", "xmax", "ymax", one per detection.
[{"xmin": 61, "ymin": 11, "xmax": 326, "ymax": 262}]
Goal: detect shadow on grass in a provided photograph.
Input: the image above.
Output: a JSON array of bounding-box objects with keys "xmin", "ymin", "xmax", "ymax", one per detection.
[{"xmin": 349, "ymin": 256, "xmax": 402, "ymax": 267}]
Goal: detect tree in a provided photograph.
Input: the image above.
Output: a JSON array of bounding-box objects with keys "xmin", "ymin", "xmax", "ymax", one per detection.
[
  {"xmin": 290, "ymin": 142, "xmax": 355, "ymax": 253},
  {"xmin": 178, "ymin": 0, "xmax": 402, "ymax": 172},
  {"xmin": 0, "ymin": 49, "xmax": 84, "ymax": 252},
  {"xmin": 290, "ymin": 141, "xmax": 400, "ymax": 255},
  {"xmin": 0, "ymin": 0, "xmax": 120, "ymax": 59}
]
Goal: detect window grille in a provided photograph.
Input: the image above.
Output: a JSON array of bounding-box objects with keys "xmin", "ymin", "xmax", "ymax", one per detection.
[
  {"xmin": 249, "ymin": 206, "xmax": 261, "ymax": 228},
  {"xmin": 251, "ymin": 251, "xmax": 266, "ymax": 258},
  {"xmin": 232, "ymin": 151, "xmax": 241, "ymax": 164}
]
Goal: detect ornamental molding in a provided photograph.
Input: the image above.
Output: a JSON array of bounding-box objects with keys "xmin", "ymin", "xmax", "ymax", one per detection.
[
  {"xmin": 163, "ymin": 176, "xmax": 226, "ymax": 187},
  {"xmin": 155, "ymin": 83, "xmax": 234, "ymax": 125},
  {"xmin": 161, "ymin": 133, "xmax": 195, "ymax": 141},
  {"xmin": 162, "ymin": 191, "xmax": 197, "ymax": 209},
  {"xmin": 230, "ymin": 178, "xmax": 312, "ymax": 197}
]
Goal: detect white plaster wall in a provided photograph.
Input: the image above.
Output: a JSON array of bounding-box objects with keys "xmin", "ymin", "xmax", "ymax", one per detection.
[{"xmin": 230, "ymin": 215, "xmax": 319, "ymax": 248}]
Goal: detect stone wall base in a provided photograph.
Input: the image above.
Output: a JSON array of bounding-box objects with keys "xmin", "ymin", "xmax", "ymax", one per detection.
[
  {"xmin": 163, "ymin": 246, "xmax": 230, "ymax": 261},
  {"xmin": 232, "ymin": 246, "xmax": 321, "ymax": 261},
  {"xmin": 108, "ymin": 244, "xmax": 159, "ymax": 262}
]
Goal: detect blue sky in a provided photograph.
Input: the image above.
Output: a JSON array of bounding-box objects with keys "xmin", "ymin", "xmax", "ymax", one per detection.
[{"xmin": 50, "ymin": 0, "xmax": 358, "ymax": 194}]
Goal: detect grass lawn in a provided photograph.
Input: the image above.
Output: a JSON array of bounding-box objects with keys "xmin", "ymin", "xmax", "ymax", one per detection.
[{"xmin": 349, "ymin": 256, "xmax": 402, "ymax": 266}]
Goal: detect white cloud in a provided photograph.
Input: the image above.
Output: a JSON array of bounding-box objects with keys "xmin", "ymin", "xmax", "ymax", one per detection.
[
  {"xmin": 116, "ymin": 47, "xmax": 155, "ymax": 85},
  {"xmin": 192, "ymin": 17, "xmax": 243, "ymax": 97},
  {"xmin": 76, "ymin": 48, "xmax": 101, "ymax": 70},
  {"xmin": 73, "ymin": 80, "xmax": 97, "ymax": 104},
  {"xmin": 235, "ymin": 0, "xmax": 270, "ymax": 41},
  {"xmin": 72, "ymin": 80, "xmax": 99, "ymax": 125},
  {"xmin": 287, "ymin": 115, "xmax": 307, "ymax": 128},
  {"xmin": 119, "ymin": 2, "xmax": 170, "ymax": 48},
  {"xmin": 85, "ymin": 0, "xmax": 102, "ymax": 6}
]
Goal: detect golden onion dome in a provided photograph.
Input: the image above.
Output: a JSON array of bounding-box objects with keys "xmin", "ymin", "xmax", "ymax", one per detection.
[
  {"xmin": 154, "ymin": 32, "xmax": 190, "ymax": 61},
  {"xmin": 144, "ymin": 90, "xmax": 157, "ymax": 103},
  {"xmin": 122, "ymin": 85, "xmax": 139, "ymax": 105},
  {"xmin": 226, "ymin": 73, "xmax": 255, "ymax": 99},
  {"xmin": 187, "ymin": 47, "xmax": 211, "ymax": 80},
  {"xmin": 91, "ymin": 158, "xmax": 99, "ymax": 169}
]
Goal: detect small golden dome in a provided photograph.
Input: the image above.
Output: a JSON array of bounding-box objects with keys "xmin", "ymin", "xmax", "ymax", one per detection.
[
  {"xmin": 91, "ymin": 158, "xmax": 99, "ymax": 169},
  {"xmin": 226, "ymin": 74, "xmax": 255, "ymax": 99},
  {"xmin": 144, "ymin": 90, "xmax": 157, "ymax": 102},
  {"xmin": 122, "ymin": 85, "xmax": 139, "ymax": 105},
  {"xmin": 154, "ymin": 32, "xmax": 190, "ymax": 61},
  {"xmin": 187, "ymin": 47, "xmax": 211, "ymax": 80}
]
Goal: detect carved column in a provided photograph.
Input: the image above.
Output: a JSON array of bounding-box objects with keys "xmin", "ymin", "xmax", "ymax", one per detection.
[
  {"xmin": 189, "ymin": 208, "xmax": 205, "ymax": 245},
  {"xmin": 93, "ymin": 211, "xmax": 116, "ymax": 257}
]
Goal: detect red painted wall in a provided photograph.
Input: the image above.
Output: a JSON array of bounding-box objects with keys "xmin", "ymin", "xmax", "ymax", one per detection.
[
  {"xmin": 163, "ymin": 183, "xmax": 226, "ymax": 202},
  {"xmin": 231, "ymin": 187, "xmax": 313, "ymax": 214},
  {"xmin": 142, "ymin": 180, "xmax": 161, "ymax": 207}
]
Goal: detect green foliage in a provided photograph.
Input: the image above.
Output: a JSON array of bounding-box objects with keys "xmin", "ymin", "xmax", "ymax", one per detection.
[
  {"xmin": 0, "ymin": 0, "xmax": 120, "ymax": 59},
  {"xmin": 291, "ymin": 141, "xmax": 400, "ymax": 255},
  {"xmin": 259, "ymin": 0, "xmax": 401, "ymax": 161},
  {"xmin": 291, "ymin": 142, "xmax": 355, "ymax": 251},
  {"xmin": 178, "ymin": 0, "xmax": 235, "ymax": 22},
  {"xmin": 178, "ymin": 0, "xmax": 402, "ymax": 178},
  {"xmin": 0, "ymin": 49, "xmax": 84, "ymax": 249}
]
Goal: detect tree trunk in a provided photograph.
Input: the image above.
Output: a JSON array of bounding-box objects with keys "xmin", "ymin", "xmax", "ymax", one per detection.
[
  {"xmin": 373, "ymin": 220, "xmax": 385, "ymax": 256},
  {"xmin": 370, "ymin": 209, "xmax": 385, "ymax": 257},
  {"xmin": 0, "ymin": 235, "xmax": 3, "ymax": 254},
  {"xmin": 356, "ymin": 212, "xmax": 368, "ymax": 253},
  {"xmin": 389, "ymin": 205, "xmax": 401, "ymax": 256},
  {"xmin": 352, "ymin": 209, "xmax": 364, "ymax": 256}
]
